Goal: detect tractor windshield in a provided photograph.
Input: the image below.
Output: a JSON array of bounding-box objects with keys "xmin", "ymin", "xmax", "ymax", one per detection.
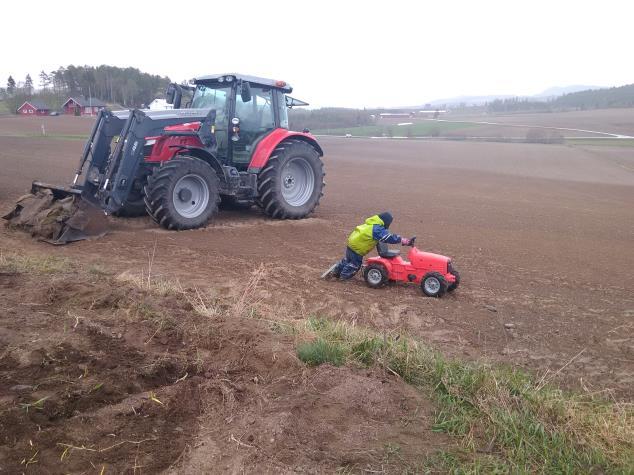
[{"xmin": 192, "ymin": 85, "xmax": 231, "ymax": 112}]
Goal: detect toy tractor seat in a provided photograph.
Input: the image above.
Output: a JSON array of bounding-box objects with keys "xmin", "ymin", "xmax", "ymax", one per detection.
[{"xmin": 376, "ymin": 242, "xmax": 400, "ymax": 258}]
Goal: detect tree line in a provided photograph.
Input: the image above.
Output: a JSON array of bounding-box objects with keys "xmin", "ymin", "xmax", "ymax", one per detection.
[
  {"xmin": 289, "ymin": 107, "xmax": 374, "ymax": 131},
  {"xmin": 1, "ymin": 65, "xmax": 171, "ymax": 113},
  {"xmin": 486, "ymin": 84, "xmax": 634, "ymax": 113}
]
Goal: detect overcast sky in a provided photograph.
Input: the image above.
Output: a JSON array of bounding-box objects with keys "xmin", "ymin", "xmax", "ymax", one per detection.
[{"xmin": 2, "ymin": 0, "xmax": 633, "ymax": 108}]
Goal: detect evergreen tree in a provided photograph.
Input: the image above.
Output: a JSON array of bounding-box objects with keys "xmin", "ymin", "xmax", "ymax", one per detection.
[
  {"xmin": 39, "ymin": 70, "xmax": 51, "ymax": 89},
  {"xmin": 7, "ymin": 76, "xmax": 16, "ymax": 95},
  {"xmin": 25, "ymin": 74, "xmax": 33, "ymax": 96}
]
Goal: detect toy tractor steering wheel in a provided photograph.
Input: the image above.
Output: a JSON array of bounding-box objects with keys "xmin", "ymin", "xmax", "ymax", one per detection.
[{"xmin": 409, "ymin": 236, "xmax": 416, "ymax": 246}]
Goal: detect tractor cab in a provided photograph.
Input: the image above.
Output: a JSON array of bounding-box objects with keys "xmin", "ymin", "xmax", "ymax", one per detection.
[{"xmin": 166, "ymin": 74, "xmax": 304, "ymax": 171}]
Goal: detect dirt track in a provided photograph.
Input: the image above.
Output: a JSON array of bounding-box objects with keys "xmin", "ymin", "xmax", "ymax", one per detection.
[{"xmin": 1, "ymin": 115, "xmax": 633, "ymax": 397}]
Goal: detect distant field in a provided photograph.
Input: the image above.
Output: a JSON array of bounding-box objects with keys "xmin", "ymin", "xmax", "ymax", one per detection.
[
  {"xmin": 0, "ymin": 101, "xmax": 10, "ymax": 115},
  {"xmin": 566, "ymin": 138, "xmax": 634, "ymax": 147},
  {"xmin": 315, "ymin": 108, "xmax": 634, "ymax": 142},
  {"xmin": 450, "ymin": 108, "xmax": 634, "ymax": 137},
  {"xmin": 314, "ymin": 121, "xmax": 478, "ymax": 137}
]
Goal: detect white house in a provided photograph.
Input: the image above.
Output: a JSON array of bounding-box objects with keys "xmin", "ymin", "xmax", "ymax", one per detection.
[{"xmin": 148, "ymin": 99, "xmax": 173, "ymax": 111}]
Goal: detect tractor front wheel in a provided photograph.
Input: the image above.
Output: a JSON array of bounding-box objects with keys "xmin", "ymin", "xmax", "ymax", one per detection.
[
  {"xmin": 421, "ymin": 272, "xmax": 448, "ymax": 297},
  {"xmin": 144, "ymin": 156, "xmax": 220, "ymax": 230},
  {"xmin": 257, "ymin": 139, "xmax": 324, "ymax": 219},
  {"xmin": 448, "ymin": 269, "xmax": 460, "ymax": 292},
  {"xmin": 114, "ymin": 179, "xmax": 147, "ymax": 217}
]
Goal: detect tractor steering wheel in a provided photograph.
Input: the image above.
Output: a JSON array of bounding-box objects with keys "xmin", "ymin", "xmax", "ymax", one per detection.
[{"xmin": 409, "ymin": 236, "xmax": 417, "ymax": 246}]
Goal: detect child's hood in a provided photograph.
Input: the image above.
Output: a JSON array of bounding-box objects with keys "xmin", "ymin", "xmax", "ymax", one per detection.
[{"xmin": 364, "ymin": 215, "xmax": 384, "ymax": 227}]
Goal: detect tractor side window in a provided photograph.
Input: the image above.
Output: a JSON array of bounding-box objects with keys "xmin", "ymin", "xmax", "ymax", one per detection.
[
  {"xmin": 232, "ymin": 86, "xmax": 276, "ymax": 165},
  {"xmin": 276, "ymin": 91, "xmax": 289, "ymax": 129},
  {"xmin": 235, "ymin": 86, "xmax": 274, "ymax": 131}
]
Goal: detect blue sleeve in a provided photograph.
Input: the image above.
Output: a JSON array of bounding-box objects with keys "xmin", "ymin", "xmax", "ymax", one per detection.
[{"xmin": 372, "ymin": 225, "xmax": 401, "ymax": 244}]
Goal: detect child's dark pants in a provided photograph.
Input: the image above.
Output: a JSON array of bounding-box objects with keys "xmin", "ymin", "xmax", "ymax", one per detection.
[{"xmin": 335, "ymin": 247, "xmax": 363, "ymax": 280}]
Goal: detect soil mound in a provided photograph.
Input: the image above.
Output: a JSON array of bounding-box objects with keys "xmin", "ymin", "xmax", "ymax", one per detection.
[{"xmin": 0, "ymin": 270, "xmax": 445, "ymax": 473}]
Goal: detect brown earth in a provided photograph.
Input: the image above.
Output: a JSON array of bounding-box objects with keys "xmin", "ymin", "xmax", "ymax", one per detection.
[
  {"xmin": 1, "ymin": 114, "xmax": 633, "ymax": 470},
  {"xmin": 0, "ymin": 269, "xmax": 444, "ymax": 473}
]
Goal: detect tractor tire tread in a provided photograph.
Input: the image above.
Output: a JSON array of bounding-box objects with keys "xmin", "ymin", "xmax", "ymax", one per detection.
[
  {"xmin": 144, "ymin": 156, "xmax": 220, "ymax": 230},
  {"xmin": 257, "ymin": 140, "xmax": 324, "ymax": 219}
]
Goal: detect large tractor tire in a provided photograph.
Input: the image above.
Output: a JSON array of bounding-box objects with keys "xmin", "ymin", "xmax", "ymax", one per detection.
[
  {"xmin": 114, "ymin": 179, "xmax": 147, "ymax": 217},
  {"xmin": 257, "ymin": 139, "xmax": 324, "ymax": 219},
  {"xmin": 144, "ymin": 156, "xmax": 220, "ymax": 230}
]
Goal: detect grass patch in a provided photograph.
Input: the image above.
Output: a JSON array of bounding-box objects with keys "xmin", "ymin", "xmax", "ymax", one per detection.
[
  {"xmin": 295, "ymin": 317, "xmax": 634, "ymax": 473},
  {"xmin": 0, "ymin": 251, "xmax": 73, "ymax": 274},
  {"xmin": 313, "ymin": 120, "xmax": 477, "ymax": 137},
  {"xmin": 297, "ymin": 338, "xmax": 346, "ymax": 366}
]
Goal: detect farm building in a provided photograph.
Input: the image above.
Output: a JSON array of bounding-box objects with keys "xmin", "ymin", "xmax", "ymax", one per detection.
[
  {"xmin": 62, "ymin": 96, "xmax": 107, "ymax": 116},
  {"xmin": 17, "ymin": 100, "xmax": 51, "ymax": 116},
  {"xmin": 148, "ymin": 99, "xmax": 173, "ymax": 110},
  {"xmin": 379, "ymin": 112, "xmax": 415, "ymax": 119}
]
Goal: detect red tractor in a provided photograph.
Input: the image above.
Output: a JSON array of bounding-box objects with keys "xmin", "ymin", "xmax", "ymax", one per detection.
[
  {"xmin": 5, "ymin": 74, "xmax": 325, "ymax": 243},
  {"xmin": 363, "ymin": 238, "xmax": 460, "ymax": 297}
]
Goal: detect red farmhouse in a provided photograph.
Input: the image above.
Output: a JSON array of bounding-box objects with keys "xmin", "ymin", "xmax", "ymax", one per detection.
[
  {"xmin": 62, "ymin": 96, "xmax": 106, "ymax": 116},
  {"xmin": 17, "ymin": 100, "xmax": 51, "ymax": 116}
]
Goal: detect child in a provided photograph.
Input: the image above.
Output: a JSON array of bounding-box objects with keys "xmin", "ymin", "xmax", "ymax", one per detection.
[{"xmin": 324, "ymin": 212, "xmax": 413, "ymax": 280}]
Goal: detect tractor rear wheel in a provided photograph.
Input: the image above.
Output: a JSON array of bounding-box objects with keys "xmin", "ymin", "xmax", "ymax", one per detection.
[
  {"xmin": 364, "ymin": 264, "xmax": 388, "ymax": 288},
  {"xmin": 257, "ymin": 139, "xmax": 324, "ymax": 219},
  {"xmin": 144, "ymin": 156, "xmax": 220, "ymax": 230}
]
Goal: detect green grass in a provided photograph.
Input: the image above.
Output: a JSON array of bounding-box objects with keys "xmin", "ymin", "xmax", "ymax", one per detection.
[
  {"xmin": 296, "ymin": 317, "xmax": 634, "ymax": 473},
  {"xmin": 0, "ymin": 101, "xmax": 9, "ymax": 115},
  {"xmin": 313, "ymin": 120, "xmax": 478, "ymax": 137},
  {"xmin": 297, "ymin": 338, "xmax": 346, "ymax": 366}
]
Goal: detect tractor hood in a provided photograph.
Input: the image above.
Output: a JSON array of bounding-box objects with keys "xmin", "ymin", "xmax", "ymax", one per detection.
[{"xmin": 112, "ymin": 108, "xmax": 213, "ymax": 122}]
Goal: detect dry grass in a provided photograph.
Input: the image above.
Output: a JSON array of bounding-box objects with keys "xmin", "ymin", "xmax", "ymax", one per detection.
[{"xmin": 0, "ymin": 250, "xmax": 72, "ymax": 274}]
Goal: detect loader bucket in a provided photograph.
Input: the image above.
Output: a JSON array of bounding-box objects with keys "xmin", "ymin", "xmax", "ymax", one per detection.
[{"xmin": 2, "ymin": 182, "xmax": 109, "ymax": 245}]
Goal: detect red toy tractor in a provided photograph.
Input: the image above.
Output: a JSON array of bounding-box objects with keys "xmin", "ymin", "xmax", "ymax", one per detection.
[{"xmin": 363, "ymin": 237, "xmax": 460, "ymax": 297}]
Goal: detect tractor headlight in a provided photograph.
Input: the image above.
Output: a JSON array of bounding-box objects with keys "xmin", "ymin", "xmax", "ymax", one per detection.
[
  {"xmin": 225, "ymin": 75, "xmax": 234, "ymax": 82},
  {"xmin": 144, "ymin": 138, "xmax": 157, "ymax": 146}
]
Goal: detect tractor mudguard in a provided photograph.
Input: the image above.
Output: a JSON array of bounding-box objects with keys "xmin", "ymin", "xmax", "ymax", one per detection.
[
  {"xmin": 171, "ymin": 147, "xmax": 227, "ymax": 181},
  {"xmin": 247, "ymin": 129, "xmax": 323, "ymax": 173}
]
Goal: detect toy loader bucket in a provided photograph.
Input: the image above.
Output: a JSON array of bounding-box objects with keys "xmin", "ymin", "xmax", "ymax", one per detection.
[{"xmin": 2, "ymin": 181, "xmax": 108, "ymax": 245}]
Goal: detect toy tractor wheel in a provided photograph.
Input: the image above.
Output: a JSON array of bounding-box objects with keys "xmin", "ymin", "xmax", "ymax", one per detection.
[
  {"xmin": 144, "ymin": 156, "xmax": 220, "ymax": 230},
  {"xmin": 364, "ymin": 264, "xmax": 388, "ymax": 288},
  {"xmin": 257, "ymin": 139, "xmax": 324, "ymax": 219},
  {"xmin": 448, "ymin": 269, "xmax": 460, "ymax": 292},
  {"xmin": 421, "ymin": 272, "xmax": 448, "ymax": 297}
]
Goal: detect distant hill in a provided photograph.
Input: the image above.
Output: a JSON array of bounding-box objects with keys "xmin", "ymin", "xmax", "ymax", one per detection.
[
  {"xmin": 407, "ymin": 84, "xmax": 604, "ymax": 108},
  {"xmin": 534, "ymin": 85, "xmax": 601, "ymax": 99},
  {"xmin": 552, "ymin": 83, "xmax": 634, "ymax": 108},
  {"xmin": 401, "ymin": 83, "xmax": 633, "ymax": 112}
]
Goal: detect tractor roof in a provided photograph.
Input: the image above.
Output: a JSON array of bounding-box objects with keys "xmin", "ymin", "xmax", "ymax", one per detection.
[{"xmin": 194, "ymin": 73, "xmax": 293, "ymax": 93}]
